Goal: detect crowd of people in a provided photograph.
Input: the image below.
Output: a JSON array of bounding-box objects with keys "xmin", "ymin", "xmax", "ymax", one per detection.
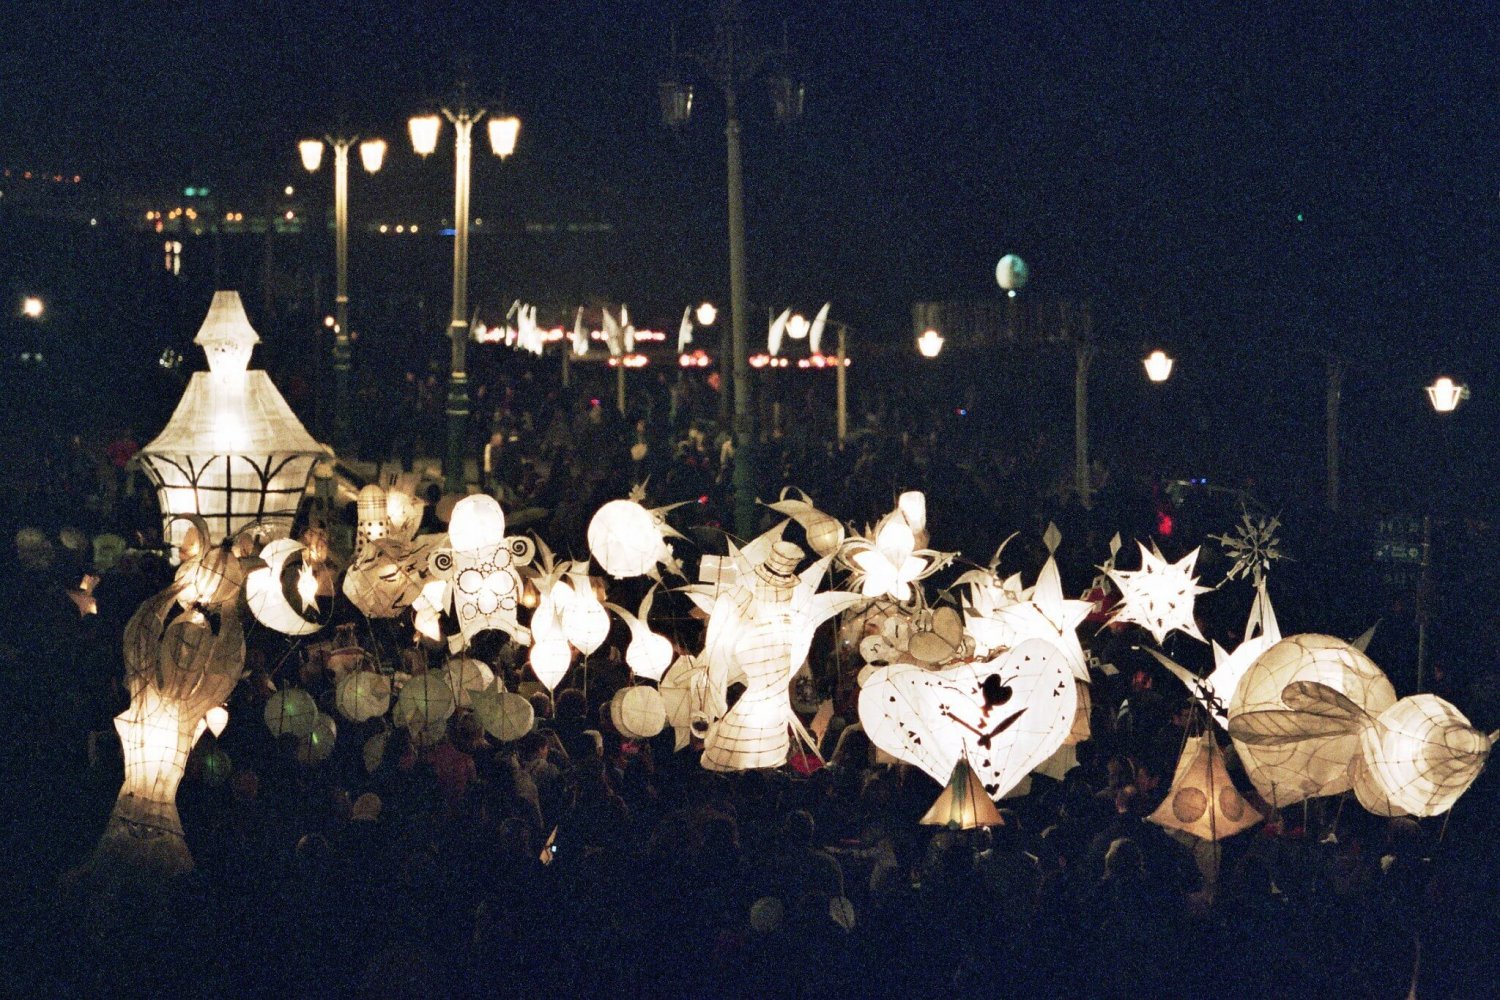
[{"xmin": 2, "ymin": 355, "xmax": 1499, "ymax": 999}]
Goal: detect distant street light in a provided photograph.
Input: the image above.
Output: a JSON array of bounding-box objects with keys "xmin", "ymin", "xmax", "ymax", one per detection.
[
  {"xmin": 1143, "ymin": 349, "xmax": 1174, "ymax": 383},
  {"xmin": 300, "ymin": 133, "xmax": 385, "ymax": 449},
  {"xmin": 695, "ymin": 301, "xmax": 718, "ymax": 326},
  {"xmin": 1426, "ymin": 376, "xmax": 1468, "ymax": 414},
  {"xmin": 785, "ymin": 313, "xmax": 810, "ymax": 340},
  {"xmin": 916, "ymin": 328, "xmax": 944, "ymax": 359},
  {"xmin": 410, "ymin": 92, "xmax": 520, "ymax": 492},
  {"xmin": 20, "ymin": 296, "xmax": 44, "ymax": 319}
]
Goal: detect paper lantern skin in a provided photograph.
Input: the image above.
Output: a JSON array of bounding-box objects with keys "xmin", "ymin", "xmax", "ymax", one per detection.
[
  {"xmin": 442, "ymin": 657, "xmax": 496, "ymax": 709},
  {"xmin": 265, "ymin": 687, "xmax": 319, "ymax": 738},
  {"xmin": 137, "ymin": 292, "xmax": 327, "ymax": 549},
  {"xmin": 475, "ymin": 691, "xmax": 535, "ymax": 742},
  {"xmin": 297, "ymin": 712, "xmax": 338, "ymax": 765},
  {"xmin": 1361, "ymin": 694, "xmax": 1492, "ymax": 817},
  {"xmin": 1229, "ymin": 635, "xmax": 1396, "ymax": 807},
  {"xmin": 588, "ymin": 499, "xmax": 667, "ymax": 578},
  {"xmin": 611, "ymin": 687, "xmax": 667, "ymax": 740},
  {"xmin": 394, "ymin": 674, "xmax": 455, "ymax": 744},
  {"xmin": 921, "ymin": 757, "xmax": 1003, "ymax": 830},
  {"xmin": 335, "ymin": 671, "xmax": 392, "ymax": 723},
  {"xmin": 1148, "ymin": 735, "xmax": 1262, "ymax": 841},
  {"xmin": 245, "ymin": 539, "xmax": 323, "ymax": 636},
  {"xmin": 529, "ymin": 639, "xmax": 573, "ymax": 691},
  {"xmin": 428, "ymin": 527, "xmax": 528, "ymax": 646},
  {"xmin": 561, "ymin": 579, "xmax": 610, "ymax": 655},
  {"xmin": 858, "ymin": 639, "xmax": 1076, "ymax": 800},
  {"xmin": 89, "ymin": 588, "xmax": 246, "ymax": 881}
]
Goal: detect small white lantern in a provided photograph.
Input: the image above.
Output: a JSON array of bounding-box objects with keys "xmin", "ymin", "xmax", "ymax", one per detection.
[
  {"xmin": 785, "ymin": 313, "xmax": 810, "ymax": 340},
  {"xmin": 205, "ymin": 705, "xmax": 229, "ymax": 738},
  {"xmin": 995, "ymin": 254, "xmax": 1029, "ymax": 294},
  {"xmin": 1143, "ymin": 349, "xmax": 1174, "ymax": 383},
  {"xmin": 696, "ymin": 302, "xmax": 717, "ymax": 326},
  {"xmin": 529, "ymin": 638, "xmax": 573, "ymax": 691},
  {"xmin": 610, "ymin": 687, "xmax": 667, "ymax": 740},
  {"xmin": 1426, "ymin": 376, "xmax": 1468, "ymax": 413}
]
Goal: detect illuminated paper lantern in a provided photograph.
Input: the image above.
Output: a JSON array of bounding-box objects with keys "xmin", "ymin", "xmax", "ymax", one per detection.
[
  {"xmin": 610, "ymin": 686, "xmax": 668, "ymax": 740},
  {"xmin": 394, "ymin": 673, "xmax": 455, "ymax": 744},
  {"xmin": 442, "ymin": 657, "xmax": 496, "ymax": 709},
  {"xmin": 1227, "ymin": 635, "xmax": 1396, "ymax": 807},
  {"xmin": 472, "ymin": 684, "xmax": 535, "ymax": 741},
  {"xmin": 859, "ymin": 639, "xmax": 1076, "ymax": 801},
  {"xmin": 764, "ymin": 487, "xmax": 845, "ymax": 557},
  {"xmin": 561, "ymin": 570, "xmax": 610, "ymax": 654},
  {"xmin": 1148, "ymin": 735, "xmax": 1262, "ymax": 841},
  {"xmin": 205, "ymin": 705, "xmax": 229, "ymax": 738},
  {"xmin": 1064, "ymin": 680, "xmax": 1091, "ymax": 745},
  {"xmin": 343, "ymin": 534, "xmax": 441, "ymax": 619},
  {"xmin": 1361, "ymin": 694, "xmax": 1493, "ymax": 817},
  {"xmin": 587, "ymin": 494, "xmax": 683, "ymax": 579},
  {"xmin": 1151, "ymin": 581, "xmax": 1282, "ymax": 728},
  {"xmin": 265, "ymin": 686, "xmax": 319, "ymax": 738},
  {"xmin": 699, "ymin": 540, "xmax": 864, "ymax": 772},
  {"xmin": 1106, "ymin": 542, "xmax": 1212, "ymax": 645},
  {"xmin": 335, "ymin": 670, "xmax": 392, "ymax": 723},
  {"xmin": 529, "ymin": 638, "xmax": 573, "ymax": 691},
  {"xmin": 355, "ymin": 484, "xmax": 391, "ymax": 557},
  {"xmin": 660, "ymin": 654, "xmax": 711, "ymax": 751},
  {"xmin": 89, "ymin": 585, "xmax": 246, "ymax": 879},
  {"xmin": 608, "ymin": 586, "xmax": 674, "ymax": 682},
  {"xmin": 961, "ymin": 542, "xmax": 1091, "ymax": 680},
  {"xmin": 296, "ymin": 712, "xmax": 337, "ymax": 765},
  {"xmin": 245, "ymin": 538, "xmax": 324, "ymax": 636},
  {"xmin": 137, "ymin": 292, "xmax": 329, "ymax": 549},
  {"xmin": 428, "ymin": 496, "xmax": 531, "ymax": 646},
  {"xmin": 173, "ymin": 531, "xmax": 246, "ymax": 610},
  {"xmin": 921, "ymin": 757, "xmax": 1003, "ymax": 830},
  {"xmin": 995, "ymin": 253, "xmax": 1029, "ymax": 291}
]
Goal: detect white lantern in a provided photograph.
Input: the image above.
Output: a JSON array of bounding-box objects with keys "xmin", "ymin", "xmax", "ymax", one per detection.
[
  {"xmin": 245, "ymin": 538, "xmax": 324, "ymax": 636},
  {"xmin": 611, "ymin": 686, "xmax": 667, "ymax": 740},
  {"xmin": 921, "ymin": 757, "xmax": 1003, "ymax": 830},
  {"xmin": 785, "ymin": 313, "xmax": 810, "ymax": 340},
  {"xmin": 561, "ymin": 573, "xmax": 610, "ymax": 655},
  {"xmin": 1228, "ymin": 634, "xmax": 1396, "ymax": 807},
  {"xmin": 394, "ymin": 673, "xmax": 455, "ymax": 744},
  {"xmin": 442, "ymin": 657, "xmax": 496, "ymax": 709},
  {"xmin": 265, "ymin": 687, "xmax": 318, "ymax": 738},
  {"xmin": 136, "ymin": 292, "xmax": 328, "ymax": 549},
  {"xmin": 1143, "ymin": 349, "xmax": 1174, "ymax": 383},
  {"xmin": 296, "ymin": 712, "xmax": 337, "ymax": 765},
  {"xmin": 448, "ymin": 494, "xmax": 506, "ymax": 550},
  {"xmin": 696, "ymin": 302, "xmax": 717, "ymax": 326},
  {"xmin": 1106, "ymin": 542, "xmax": 1211, "ymax": 646},
  {"xmin": 1147, "ymin": 735, "xmax": 1261, "ymax": 841},
  {"xmin": 335, "ymin": 671, "xmax": 392, "ymax": 723},
  {"xmin": 588, "ymin": 498, "xmax": 671, "ymax": 579},
  {"xmin": 473, "ymin": 687, "xmax": 535, "ymax": 742},
  {"xmin": 1361, "ymin": 694, "xmax": 1492, "ymax": 817},
  {"xmin": 529, "ymin": 638, "xmax": 573, "ymax": 691},
  {"xmin": 205, "ymin": 705, "xmax": 229, "ymax": 738}
]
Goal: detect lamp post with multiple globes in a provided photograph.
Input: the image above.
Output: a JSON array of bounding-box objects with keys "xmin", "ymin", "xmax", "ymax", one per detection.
[
  {"xmin": 409, "ymin": 97, "xmax": 520, "ymax": 492},
  {"xmin": 298, "ymin": 134, "xmax": 386, "ymax": 449}
]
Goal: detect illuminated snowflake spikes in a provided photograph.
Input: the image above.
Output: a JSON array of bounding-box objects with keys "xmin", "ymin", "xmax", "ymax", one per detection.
[
  {"xmin": 1211, "ymin": 510, "xmax": 1288, "ymax": 586},
  {"xmin": 1106, "ymin": 542, "xmax": 1212, "ymax": 645}
]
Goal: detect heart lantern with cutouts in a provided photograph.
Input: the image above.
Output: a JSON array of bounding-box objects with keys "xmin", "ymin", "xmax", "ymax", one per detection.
[{"xmin": 859, "ymin": 639, "xmax": 1077, "ymax": 800}]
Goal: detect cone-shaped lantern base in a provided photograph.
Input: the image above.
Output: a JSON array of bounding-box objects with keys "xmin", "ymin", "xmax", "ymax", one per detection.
[{"xmin": 921, "ymin": 757, "xmax": 1003, "ymax": 830}]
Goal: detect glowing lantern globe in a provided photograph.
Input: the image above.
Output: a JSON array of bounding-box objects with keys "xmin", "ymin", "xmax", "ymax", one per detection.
[
  {"xmin": 995, "ymin": 254, "xmax": 1029, "ymax": 292},
  {"xmin": 296, "ymin": 712, "xmax": 337, "ymax": 765},
  {"xmin": 335, "ymin": 671, "xmax": 392, "ymax": 723},
  {"xmin": 611, "ymin": 687, "xmax": 667, "ymax": 740},
  {"xmin": 561, "ymin": 575, "xmax": 611, "ymax": 655},
  {"xmin": 137, "ymin": 292, "xmax": 329, "ymax": 550},
  {"xmin": 587, "ymin": 498, "xmax": 673, "ymax": 578},
  {"xmin": 1361, "ymin": 694, "xmax": 1492, "ymax": 817},
  {"xmin": 265, "ymin": 687, "xmax": 319, "ymax": 738},
  {"xmin": 394, "ymin": 674, "xmax": 455, "ymax": 744},
  {"xmin": 529, "ymin": 638, "xmax": 573, "ymax": 691}
]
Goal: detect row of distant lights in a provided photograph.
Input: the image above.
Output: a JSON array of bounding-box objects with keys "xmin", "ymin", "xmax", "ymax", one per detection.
[
  {"xmin": 750, "ymin": 353, "xmax": 850, "ymax": 369},
  {"xmin": 2, "ymin": 169, "xmax": 81, "ymax": 183}
]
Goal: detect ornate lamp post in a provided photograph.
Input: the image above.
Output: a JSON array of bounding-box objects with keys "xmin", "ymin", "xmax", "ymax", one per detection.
[
  {"xmin": 409, "ymin": 97, "xmax": 520, "ymax": 493},
  {"xmin": 299, "ymin": 135, "xmax": 385, "ymax": 449},
  {"xmin": 660, "ymin": 2, "xmax": 802, "ymax": 537}
]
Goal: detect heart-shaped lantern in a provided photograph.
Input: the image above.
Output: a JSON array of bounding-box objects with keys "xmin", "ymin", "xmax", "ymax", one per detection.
[{"xmin": 858, "ymin": 638, "xmax": 1076, "ymax": 801}]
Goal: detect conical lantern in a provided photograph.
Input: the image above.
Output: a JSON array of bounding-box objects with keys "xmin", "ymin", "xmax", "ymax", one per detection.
[
  {"xmin": 1148, "ymin": 735, "xmax": 1262, "ymax": 841},
  {"xmin": 921, "ymin": 756, "xmax": 1003, "ymax": 830}
]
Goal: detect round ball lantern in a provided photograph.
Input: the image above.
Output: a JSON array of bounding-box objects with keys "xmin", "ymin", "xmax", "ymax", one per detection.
[
  {"xmin": 265, "ymin": 687, "xmax": 319, "ymax": 738},
  {"xmin": 995, "ymin": 254, "xmax": 1029, "ymax": 292},
  {"xmin": 587, "ymin": 499, "xmax": 663, "ymax": 578}
]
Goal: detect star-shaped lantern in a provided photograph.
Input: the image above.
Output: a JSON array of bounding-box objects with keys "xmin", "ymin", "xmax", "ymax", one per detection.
[{"xmin": 1107, "ymin": 542, "xmax": 1212, "ymax": 645}]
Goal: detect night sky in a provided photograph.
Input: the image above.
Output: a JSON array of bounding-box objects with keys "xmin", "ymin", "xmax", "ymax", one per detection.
[{"xmin": 4, "ymin": 2, "xmax": 1499, "ymax": 362}]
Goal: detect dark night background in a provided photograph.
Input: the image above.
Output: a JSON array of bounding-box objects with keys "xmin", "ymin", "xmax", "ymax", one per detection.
[{"xmin": 1, "ymin": 2, "xmax": 1497, "ymax": 513}]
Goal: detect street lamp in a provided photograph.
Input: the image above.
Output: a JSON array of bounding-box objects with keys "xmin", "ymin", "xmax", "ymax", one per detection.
[
  {"xmin": 299, "ymin": 133, "xmax": 385, "ymax": 449},
  {"xmin": 1143, "ymin": 349, "xmax": 1174, "ymax": 383},
  {"xmin": 696, "ymin": 301, "xmax": 718, "ymax": 326},
  {"xmin": 660, "ymin": 2, "xmax": 803, "ymax": 537},
  {"xmin": 916, "ymin": 328, "xmax": 944, "ymax": 359},
  {"xmin": 1426, "ymin": 376, "xmax": 1468, "ymax": 413},
  {"xmin": 20, "ymin": 296, "xmax": 43, "ymax": 319},
  {"xmin": 409, "ymin": 96, "xmax": 520, "ymax": 493}
]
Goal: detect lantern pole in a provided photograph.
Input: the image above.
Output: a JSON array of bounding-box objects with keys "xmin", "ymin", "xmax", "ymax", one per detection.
[
  {"xmin": 617, "ymin": 359, "xmax": 628, "ymax": 415},
  {"xmin": 836, "ymin": 324, "xmax": 848, "ymax": 446},
  {"xmin": 444, "ymin": 108, "xmax": 478, "ymax": 494},
  {"xmin": 1325, "ymin": 354, "xmax": 1343, "ymax": 513}
]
